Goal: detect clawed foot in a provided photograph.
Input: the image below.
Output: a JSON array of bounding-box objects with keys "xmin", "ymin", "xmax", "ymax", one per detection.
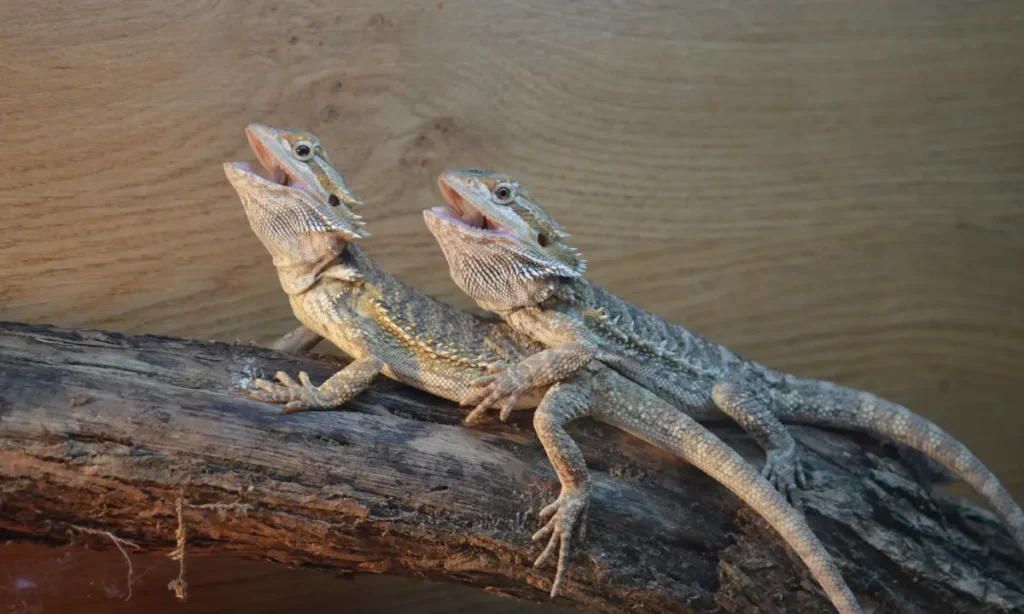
[
  {"xmin": 244, "ymin": 371, "xmax": 333, "ymax": 413},
  {"xmin": 532, "ymin": 488, "xmax": 590, "ymax": 598},
  {"xmin": 762, "ymin": 448, "xmax": 808, "ymax": 508},
  {"xmin": 463, "ymin": 362, "xmax": 532, "ymax": 424}
]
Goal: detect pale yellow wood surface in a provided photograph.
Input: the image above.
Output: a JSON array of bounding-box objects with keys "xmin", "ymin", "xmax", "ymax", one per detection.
[{"xmin": 1, "ymin": 0, "xmax": 1021, "ymax": 516}]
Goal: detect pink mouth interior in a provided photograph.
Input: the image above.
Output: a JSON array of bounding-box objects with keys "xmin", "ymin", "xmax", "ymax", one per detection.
[
  {"xmin": 240, "ymin": 131, "xmax": 314, "ymax": 196},
  {"xmin": 435, "ymin": 180, "xmax": 521, "ymax": 240}
]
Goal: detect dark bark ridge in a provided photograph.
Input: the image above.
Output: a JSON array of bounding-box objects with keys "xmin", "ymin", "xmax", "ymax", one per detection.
[{"xmin": 0, "ymin": 321, "xmax": 1021, "ymax": 613}]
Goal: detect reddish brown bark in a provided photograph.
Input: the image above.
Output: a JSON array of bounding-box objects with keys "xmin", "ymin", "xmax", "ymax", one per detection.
[{"xmin": 1, "ymin": 322, "xmax": 1021, "ymax": 612}]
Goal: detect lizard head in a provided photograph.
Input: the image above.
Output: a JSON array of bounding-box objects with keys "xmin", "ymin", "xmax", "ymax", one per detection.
[
  {"xmin": 225, "ymin": 124, "xmax": 371, "ymax": 294},
  {"xmin": 236, "ymin": 122, "xmax": 368, "ymax": 236},
  {"xmin": 225, "ymin": 123, "xmax": 369, "ymax": 242},
  {"xmin": 423, "ymin": 169, "xmax": 586, "ymax": 312},
  {"xmin": 245, "ymin": 122, "xmax": 364, "ymax": 209}
]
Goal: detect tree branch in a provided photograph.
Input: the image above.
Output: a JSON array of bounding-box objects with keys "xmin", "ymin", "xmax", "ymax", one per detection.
[{"xmin": 0, "ymin": 321, "xmax": 1021, "ymax": 613}]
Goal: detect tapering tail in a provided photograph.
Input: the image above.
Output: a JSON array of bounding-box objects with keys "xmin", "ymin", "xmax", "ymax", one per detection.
[
  {"xmin": 685, "ymin": 435, "xmax": 864, "ymax": 614},
  {"xmin": 598, "ymin": 401, "xmax": 862, "ymax": 613},
  {"xmin": 775, "ymin": 378, "xmax": 1024, "ymax": 557}
]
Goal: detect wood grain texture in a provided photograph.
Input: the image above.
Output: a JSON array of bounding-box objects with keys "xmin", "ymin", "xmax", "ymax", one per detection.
[
  {"xmin": 0, "ymin": 0, "xmax": 1021, "ymax": 506},
  {"xmin": 2, "ymin": 321, "xmax": 1023, "ymax": 613}
]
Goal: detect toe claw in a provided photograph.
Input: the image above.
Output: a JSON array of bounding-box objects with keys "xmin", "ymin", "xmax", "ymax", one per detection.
[
  {"xmin": 475, "ymin": 391, "xmax": 500, "ymax": 412},
  {"xmin": 274, "ymin": 371, "xmax": 297, "ymax": 387},
  {"xmin": 795, "ymin": 461, "xmax": 809, "ymax": 489},
  {"xmin": 532, "ymin": 522, "xmax": 555, "ymax": 542},
  {"xmin": 254, "ymin": 378, "xmax": 278, "ymax": 393},
  {"xmin": 461, "ymin": 386, "xmax": 491, "ymax": 407},
  {"xmin": 281, "ymin": 400, "xmax": 309, "ymax": 414},
  {"xmin": 462, "ymin": 386, "xmax": 505, "ymax": 423},
  {"xmin": 499, "ymin": 396, "xmax": 518, "ymax": 422},
  {"xmin": 538, "ymin": 499, "xmax": 560, "ymax": 519},
  {"xmin": 463, "ymin": 405, "xmax": 491, "ymax": 425},
  {"xmin": 552, "ymin": 532, "xmax": 571, "ymax": 598},
  {"xmin": 246, "ymin": 370, "xmax": 328, "ymax": 410},
  {"xmin": 533, "ymin": 534, "xmax": 558, "ymax": 569},
  {"xmin": 530, "ymin": 488, "xmax": 590, "ymax": 600}
]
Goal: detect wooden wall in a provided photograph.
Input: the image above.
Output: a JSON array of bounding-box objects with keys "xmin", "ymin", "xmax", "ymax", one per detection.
[{"xmin": 1, "ymin": 1, "xmax": 1022, "ymax": 606}]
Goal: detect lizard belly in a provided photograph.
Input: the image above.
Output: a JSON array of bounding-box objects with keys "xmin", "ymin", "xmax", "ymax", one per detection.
[
  {"xmin": 379, "ymin": 354, "xmax": 544, "ymax": 411},
  {"xmin": 379, "ymin": 359, "xmax": 473, "ymax": 404},
  {"xmin": 288, "ymin": 292, "xmax": 375, "ymax": 360}
]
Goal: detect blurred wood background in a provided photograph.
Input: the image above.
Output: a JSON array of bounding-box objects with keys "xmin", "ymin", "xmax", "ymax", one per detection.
[{"xmin": 1, "ymin": 0, "xmax": 1022, "ymax": 612}]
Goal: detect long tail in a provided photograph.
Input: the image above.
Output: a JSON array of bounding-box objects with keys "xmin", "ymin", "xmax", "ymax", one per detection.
[
  {"xmin": 598, "ymin": 401, "xmax": 862, "ymax": 614},
  {"xmin": 774, "ymin": 377, "xmax": 1024, "ymax": 557}
]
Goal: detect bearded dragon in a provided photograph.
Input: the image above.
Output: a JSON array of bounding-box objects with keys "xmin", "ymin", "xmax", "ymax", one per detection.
[
  {"xmin": 223, "ymin": 123, "xmax": 863, "ymax": 612},
  {"xmin": 424, "ymin": 168, "xmax": 1024, "ymax": 558}
]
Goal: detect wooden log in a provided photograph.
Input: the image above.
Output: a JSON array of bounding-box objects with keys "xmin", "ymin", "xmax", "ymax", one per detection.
[{"xmin": 0, "ymin": 321, "xmax": 1021, "ymax": 613}]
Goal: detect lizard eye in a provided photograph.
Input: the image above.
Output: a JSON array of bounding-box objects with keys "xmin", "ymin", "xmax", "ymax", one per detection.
[
  {"xmin": 328, "ymin": 194, "xmax": 341, "ymax": 207},
  {"xmin": 492, "ymin": 182, "xmax": 516, "ymax": 205},
  {"xmin": 537, "ymin": 233, "xmax": 550, "ymax": 247},
  {"xmin": 294, "ymin": 141, "xmax": 315, "ymax": 161}
]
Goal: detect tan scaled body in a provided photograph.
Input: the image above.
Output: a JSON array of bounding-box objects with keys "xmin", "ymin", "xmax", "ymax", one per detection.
[
  {"xmin": 424, "ymin": 168, "xmax": 1024, "ymax": 561},
  {"xmin": 223, "ymin": 123, "xmax": 861, "ymax": 613}
]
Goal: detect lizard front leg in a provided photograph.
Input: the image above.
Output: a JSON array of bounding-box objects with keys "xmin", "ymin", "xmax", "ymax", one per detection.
[
  {"xmin": 464, "ymin": 308, "xmax": 597, "ymax": 420},
  {"xmin": 244, "ymin": 357, "xmax": 382, "ymax": 413},
  {"xmin": 530, "ymin": 377, "xmax": 593, "ymax": 598},
  {"xmin": 712, "ymin": 376, "xmax": 807, "ymax": 507}
]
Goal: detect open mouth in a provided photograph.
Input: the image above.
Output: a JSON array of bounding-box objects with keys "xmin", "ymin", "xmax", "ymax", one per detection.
[
  {"xmin": 245, "ymin": 130, "xmax": 286, "ymax": 182},
  {"xmin": 432, "ymin": 179, "xmax": 517, "ymax": 239},
  {"xmin": 226, "ymin": 160, "xmax": 313, "ymax": 199},
  {"xmin": 235, "ymin": 129, "xmax": 315, "ymax": 197}
]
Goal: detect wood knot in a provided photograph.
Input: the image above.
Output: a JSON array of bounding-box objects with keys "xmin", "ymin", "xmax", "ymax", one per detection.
[
  {"xmin": 319, "ymin": 105, "xmax": 340, "ymax": 123},
  {"xmin": 399, "ymin": 117, "xmax": 460, "ymax": 172},
  {"xmin": 367, "ymin": 13, "xmax": 394, "ymax": 29}
]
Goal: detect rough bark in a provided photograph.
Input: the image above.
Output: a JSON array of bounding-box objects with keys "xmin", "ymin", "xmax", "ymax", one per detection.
[{"xmin": 0, "ymin": 321, "xmax": 1021, "ymax": 613}]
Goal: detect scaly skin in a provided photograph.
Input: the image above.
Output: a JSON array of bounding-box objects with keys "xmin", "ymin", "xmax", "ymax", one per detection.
[
  {"xmin": 222, "ymin": 124, "xmax": 862, "ymax": 613},
  {"xmin": 424, "ymin": 168, "xmax": 1024, "ymax": 559},
  {"xmin": 240, "ymin": 122, "xmax": 363, "ymax": 354}
]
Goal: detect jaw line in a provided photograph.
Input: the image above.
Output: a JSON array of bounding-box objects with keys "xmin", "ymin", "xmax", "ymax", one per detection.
[
  {"xmin": 226, "ymin": 161, "xmax": 314, "ymax": 199},
  {"xmin": 228, "ymin": 161, "xmax": 368, "ymax": 241},
  {"xmin": 425, "ymin": 206, "xmax": 519, "ymax": 243}
]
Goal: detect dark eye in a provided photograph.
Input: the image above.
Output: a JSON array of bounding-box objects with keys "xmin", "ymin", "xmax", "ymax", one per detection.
[
  {"xmin": 537, "ymin": 233, "xmax": 550, "ymax": 247},
  {"xmin": 492, "ymin": 182, "xmax": 516, "ymax": 204},
  {"xmin": 294, "ymin": 141, "xmax": 315, "ymax": 161},
  {"xmin": 328, "ymin": 194, "xmax": 341, "ymax": 207}
]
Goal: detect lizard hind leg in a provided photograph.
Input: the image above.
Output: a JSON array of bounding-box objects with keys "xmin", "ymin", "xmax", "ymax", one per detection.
[{"xmin": 712, "ymin": 377, "xmax": 808, "ymax": 507}]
